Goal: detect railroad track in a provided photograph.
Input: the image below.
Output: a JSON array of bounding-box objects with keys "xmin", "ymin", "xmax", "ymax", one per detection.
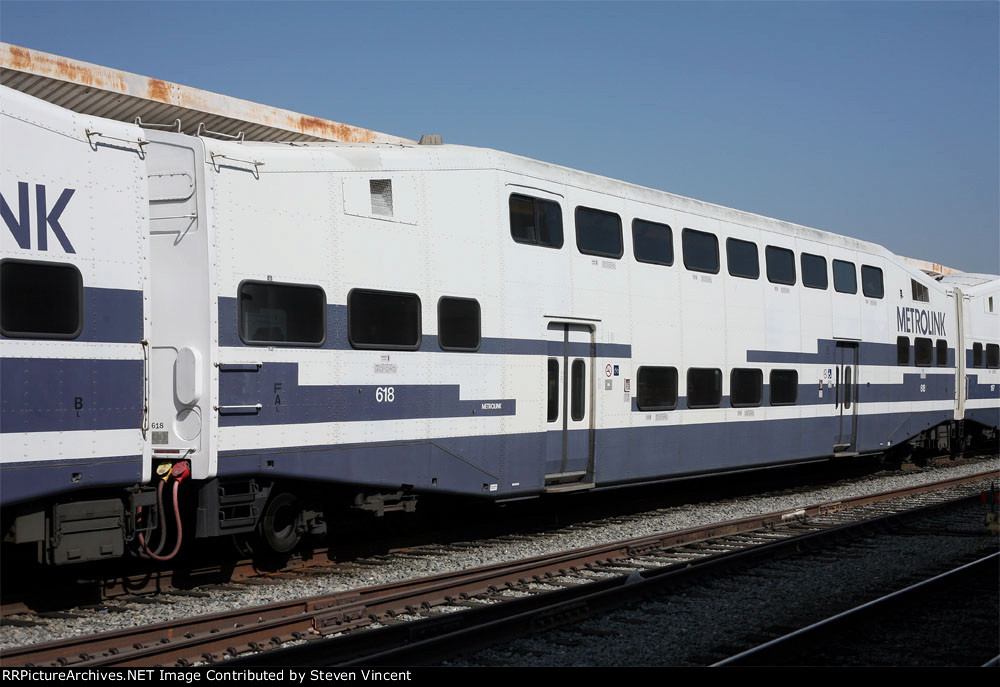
[
  {"xmin": 1, "ymin": 451, "xmax": 987, "ymax": 616},
  {"xmin": 1, "ymin": 469, "xmax": 995, "ymax": 668},
  {"xmin": 713, "ymin": 551, "xmax": 1000, "ymax": 666}
]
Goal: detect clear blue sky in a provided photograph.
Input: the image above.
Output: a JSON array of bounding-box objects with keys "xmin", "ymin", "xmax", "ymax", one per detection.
[{"xmin": 2, "ymin": 1, "xmax": 997, "ymax": 273}]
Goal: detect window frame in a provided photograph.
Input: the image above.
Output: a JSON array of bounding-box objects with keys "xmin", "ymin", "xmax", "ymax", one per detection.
[
  {"xmin": 636, "ymin": 366, "xmax": 679, "ymax": 411},
  {"xmin": 631, "ymin": 218, "xmax": 673, "ymax": 266},
  {"xmin": 936, "ymin": 339, "xmax": 948, "ymax": 367},
  {"xmin": 237, "ymin": 279, "xmax": 327, "ymax": 348},
  {"xmin": 861, "ymin": 265, "xmax": 884, "ymax": 299},
  {"xmin": 765, "ymin": 245, "xmax": 796, "ymax": 286},
  {"xmin": 437, "ymin": 296, "xmax": 481, "ymax": 352},
  {"xmin": 897, "ymin": 336, "xmax": 910, "ymax": 366},
  {"xmin": 575, "ymin": 206, "xmax": 623, "ymax": 259},
  {"xmin": 682, "ymin": 228, "xmax": 720, "ymax": 275},
  {"xmin": 686, "ymin": 367, "xmax": 723, "ymax": 408},
  {"xmin": 800, "ymin": 253, "xmax": 828, "ymax": 290},
  {"xmin": 769, "ymin": 369, "xmax": 799, "ymax": 406},
  {"xmin": 730, "ymin": 368, "xmax": 763, "ymax": 408},
  {"xmin": 987, "ymin": 343, "xmax": 1000, "ymax": 369},
  {"xmin": 832, "ymin": 259, "xmax": 858, "ymax": 294},
  {"xmin": 347, "ymin": 288, "xmax": 422, "ymax": 351},
  {"xmin": 509, "ymin": 193, "xmax": 564, "ymax": 249},
  {"xmin": 726, "ymin": 238, "xmax": 759, "ymax": 280},
  {"xmin": 0, "ymin": 258, "xmax": 84, "ymax": 340},
  {"xmin": 914, "ymin": 337, "xmax": 933, "ymax": 367}
]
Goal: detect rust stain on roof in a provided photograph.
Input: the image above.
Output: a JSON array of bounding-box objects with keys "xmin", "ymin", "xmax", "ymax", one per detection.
[{"xmin": 1, "ymin": 42, "xmax": 412, "ymax": 144}]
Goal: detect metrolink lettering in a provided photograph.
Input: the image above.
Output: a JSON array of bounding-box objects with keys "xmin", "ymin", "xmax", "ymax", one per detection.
[
  {"xmin": 1, "ymin": 182, "xmax": 76, "ymax": 253},
  {"xmin": 896, "ymin": 306, "xmax": 946, "ymax": 336}
]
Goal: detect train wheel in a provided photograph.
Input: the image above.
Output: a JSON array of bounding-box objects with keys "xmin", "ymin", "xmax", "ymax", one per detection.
[{"xmin": 258, "ymin": 492, "xmax": 302, "ymax": 554}]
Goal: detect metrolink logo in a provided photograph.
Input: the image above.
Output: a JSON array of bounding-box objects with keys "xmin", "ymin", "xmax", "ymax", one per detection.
[
  {"xmin": 897, "ymin": 306, "xmax": 946, "ymax": 336},
  {"xmin": 1, "ymin": 182, "xmax": 76, "ymax": 253}
]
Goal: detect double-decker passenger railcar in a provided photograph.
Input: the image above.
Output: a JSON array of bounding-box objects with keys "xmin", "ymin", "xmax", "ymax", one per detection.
[{"xmin": 2, "ymin": 79, "xmax": 997, "ymax": 565}]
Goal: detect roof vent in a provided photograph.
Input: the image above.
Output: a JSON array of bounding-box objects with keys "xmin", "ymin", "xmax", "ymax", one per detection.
[{"xmin": 419, "ymin": 134, "xmax": 443, "ymax": 145}]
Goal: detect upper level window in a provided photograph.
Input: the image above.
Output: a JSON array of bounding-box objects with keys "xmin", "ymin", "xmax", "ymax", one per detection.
[
  {"xmin": 632, "ymin": 219, "xmax": 673, "ymax": 266},
  {"xmin": 438, "ymin": 297, "xmax": 480, "ymax": 351},
  {"xmin": 726, "ymin": 238, "xmax": 759, "ymax": 280},
  {"xmin": 348, "ymin": 289, "xmax": 420, "ymax": 350},
  {"xmin": 682, "ymin": 229, "xmax": 719, "ymax": 274},
  {"xmin": 687, "ymin": 368, "xmax": 722, "ymax": 408},
  {"xmin": 973, "ymin": 343, "xmax": 983, "ymax": 367},
  {"xmin": 0, "ymin": 259, "xmax": 83, "ymax": 339},
  {"xmin": 801, "ymin": 253, "xmax": 828, "ymax": 290},
  {"xmin": 911, "ymin": 279, "xmax": 929, "ymax": 302},
  {"xmin": 637, "ymin": 366, "xmax": 678, "ymax": 410},
  {"xmin": 861, "ymin": 265, "xmax": 884, "ymax": 299},
  {"xmin": 936, "ymin": 339, "xmax": 948, "ymax": 367},
  {"xmin": 575, "ymin": 206, "xmax": 623, "ymax": 258},
  {"xmin": 730, "ymin": 368, "xmax": 762, "ymax": 407},
  {"xmin": 239, "ymin": 280, "xmax": 325, "ymax": 346},
  {"xmin": 509, "ymin": 194, "xmax": 563, "ymax": 248},
  {"xmin": 833, "ymin": 260, "xmax": 857, "ymax": 294},
  {"xmin": 988, "ymin": 344, "xmax": 1000, "ymax": 369},
  {"xmin": 765, "ymin": 246, "xmax": 796, "ymax": 285}
]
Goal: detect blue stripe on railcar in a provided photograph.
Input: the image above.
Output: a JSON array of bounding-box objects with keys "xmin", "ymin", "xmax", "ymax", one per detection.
[
  {"xmin": 0, "ymin": 455, "xmax": 142, "ymax": 505},
  {"xmin": 0, "ymin": 358, "xmax": 143, "ymax": 433},
  {"xmin": 216, "ymin": 408, "xmax": 954, "ymax": 497},
  {"xmin": 216, "ymin": 297, "xmax": 631, "ymax": 358},
  {"xmin": 0, "ymin": 287, "xmax": 142, "ymax": 344}
]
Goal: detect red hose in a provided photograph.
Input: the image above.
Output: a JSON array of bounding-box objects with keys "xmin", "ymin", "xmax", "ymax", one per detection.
[{"xmin": 138, "ymin": 480, "xmax": 183, "ymax": 561}]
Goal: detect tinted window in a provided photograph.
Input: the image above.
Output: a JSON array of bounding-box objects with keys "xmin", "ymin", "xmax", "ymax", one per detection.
[
  {"xmin": 571, "ymin": 359, "xmax": 586, "ymax": 421},
  {"xmin": 239, "ymin": 281, "xmax": 325, "ymax": 346},
  {"xmin": 438, "ymin": 297, "xmax": 480, "ymax": 351},
  {"xmin": 914, "ymin": 337, "xmax": 933, "ymax": 366},
  {"xmin": 726, "ymin": 238, "xmax": 759, "ymax": 279},
  {"xmin": 897, "ymin": 336, "xmax": 910, "ymax": 365},
  {"xmin": 801, "ymin": 253, "xmax": 828, "ymax": 290},
  {"xmin": 936, "ymin": 339, "xmax": 948, "ymax": 367},
  {"xmin": 833, "ymin": 260, "xmax": 857, "ymax": 294},
  {"xmin": 730, "ymin": 368, "xmax": 763, "ymax": 407},
  {"xmin": 0, "ymin": 259, "xmax": 82, "ymax": 339},
  {"xmin": 687, "ymin": 368, "xmax": 722, "ymax": 408},
  {"xmin": 682, "ymin": 229, "xmax": 720, "ymax": 274},
  {"xmin": 632, "ymin": 219, "xmax": 673, "ymax": 266},
  {"xmin": 348, "ymin": 289, "xmax": 420, "ymax": 350},
  {"xmin": 636, "ymin": 366, "xmax": 678, "ymax": 410},
  {"xmin": 988, "ymin": 344, "xmax": 1000, "ymax": 369},
  {"xmin": 769, "ymin": 369, "xmax": 798, "ymax": 405},
  {"xmin": 547, "ymin": 359, "xmax": 559, "ymax": 422},
  {"xmin": 911, "ymin": 279, "xmax": 929, "ymax": 303},
  {"xmin": 973, "ymin": 343, "xmax": 983, "ymax": 367},
  {"xmin": 575, "ymin": 206, "xmax": 622, "ymax": 258},
  {"xmin": 765, "ymin": 246, "xmax": 796, "ymax": 285},
  {"xmin": 861, "ymin": 265, "xmax": 884, "ymax": 299},
  {"xmin": 509, "ymin": 194, "xmax": 563, "ymax": 248}
]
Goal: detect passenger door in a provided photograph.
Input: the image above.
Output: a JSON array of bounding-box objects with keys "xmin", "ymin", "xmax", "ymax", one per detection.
[
  {"xmin": 544, "ymin": 322, "xmax": 595, "ymax": 490},
  {"xmin": 835, "ymin": 342, "xmax": 858, "ymax": 454}
]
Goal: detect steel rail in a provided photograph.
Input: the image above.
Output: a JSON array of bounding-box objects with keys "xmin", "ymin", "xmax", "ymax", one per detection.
[
  {"xmin": 712, "ymin": 551, "xmax": 1000, "ymax": 666},
  {"xmin": 1, "ymin": 470, "xmax": 994, "ymax": 667}
]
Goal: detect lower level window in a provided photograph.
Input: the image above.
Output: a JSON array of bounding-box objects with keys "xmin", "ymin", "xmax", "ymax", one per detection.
[
  {"xmin": 637, "ymin": 366, "xmax": 678, "ymax": 410},
  {"xmin": 769, "ymin": 369, "xmax": 798, "ymax": 405},
  {"xmin": 239, "ymin": 281, "xmax": 326, "ymax": 346},
  {"xmin": 348, "ymin": 289, "xmax": 421, "ymax": 350},
  {"xmin": 687, "ymin": 368, "xmax": 722, "ymax": 408}
]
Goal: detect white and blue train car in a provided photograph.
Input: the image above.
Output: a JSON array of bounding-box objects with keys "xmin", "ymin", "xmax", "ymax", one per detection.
[{"xmin": 1, "ymin": 80, "xmax": 997, "ymax": 564}]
